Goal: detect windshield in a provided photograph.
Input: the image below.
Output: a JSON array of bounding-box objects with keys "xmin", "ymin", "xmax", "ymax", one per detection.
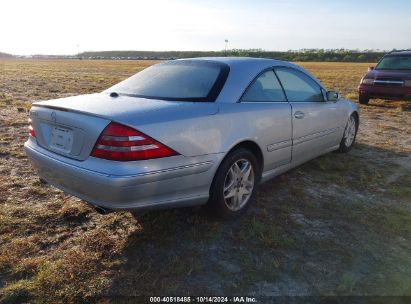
[
  {"xmin": 376, "ymin": 55, "xmax": 411, "ymax": 70},
  {"xmin": 106, "ymin": 60, "xmax": 229, "ymax": 102}
]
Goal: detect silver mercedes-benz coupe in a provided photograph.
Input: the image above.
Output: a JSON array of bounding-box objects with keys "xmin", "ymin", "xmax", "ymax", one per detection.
[{"xmin": 25, "ymin": 57, "xmax": 359, "ymax": 217}]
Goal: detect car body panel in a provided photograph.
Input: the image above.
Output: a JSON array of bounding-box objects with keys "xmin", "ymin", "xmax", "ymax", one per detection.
[
  {"xmin": 359, "ymin": 82, "xmax": 411, "ymax": 100},
  {"xmin": 216, "ymin": 102, "xmax": 293, "ymax": 170},
  {"xmin": 25, "ymin": 57, "xmax": 359, "ymax": 211},
  {"xmin": 290, "ymin": 100, "xmax": 347, "ymax": 164},
  {"xmin": 30, "ymin": 105, "xmax": 111, "ymax": 160},
  {"xmin": 35, "ymin": 93, "xmax": 220, "ymax": 125},
  {"xmin": 365, "ymin": 69, "xmax": 411, "ymax": 80},
  {"xmin": 25, "ymin": 138, "xmax": 224, "ymax": 210}
]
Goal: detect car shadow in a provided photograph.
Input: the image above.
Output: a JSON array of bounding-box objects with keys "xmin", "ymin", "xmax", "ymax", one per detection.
[{"xmin": 105, "ymin": 142, "xmax": 410, "ymax": 297}]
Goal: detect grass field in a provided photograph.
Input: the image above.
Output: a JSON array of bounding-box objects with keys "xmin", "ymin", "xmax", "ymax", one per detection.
[{"xmin": 0, "ymin": 59, "xmax": 410, "ymax": 302}]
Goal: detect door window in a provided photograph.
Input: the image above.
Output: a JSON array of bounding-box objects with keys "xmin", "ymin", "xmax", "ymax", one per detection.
[
  {"xmin": 241, "ymin": 70, "xmax": 286, "ymax": 102},
  {"xmin": 275, "ymin": 68, "xmax": 324, "ymax": 102}
]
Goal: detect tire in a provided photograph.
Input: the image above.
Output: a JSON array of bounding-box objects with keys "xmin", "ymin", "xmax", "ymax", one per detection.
[
  {"xmin": 359, "ymin": 95, "xmax": 369, "ymax": 105},
  {"xmin": 338, "ymin": 114, "xmax": 358, "ymax": 153},
  {"xmin": 207, "ymin": 148, "xmax": 261, "ymax": 219}
]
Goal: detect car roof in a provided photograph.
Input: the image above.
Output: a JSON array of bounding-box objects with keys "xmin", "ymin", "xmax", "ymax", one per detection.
[
  {"xmin": 176, "ymin": 57, "xmax": 324, "ymax": 103},
  {"xmin": 178, "ymin": 56, "xmax": 296, "ymax": 69},
  {"xmin": 387, "ymin": 50, "xmax": 411, "ymax": 56}
]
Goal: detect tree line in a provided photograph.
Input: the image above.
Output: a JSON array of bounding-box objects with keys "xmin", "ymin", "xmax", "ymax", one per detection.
[
  {"xmin": 0, "ymin": 52, "xmax": 13, "ymax": 58},
  {"xmin": 3, "ymin": 48, "xmax": 408, "ymax": 62},
  {"xmin": 77, "ymin": 49, "xmax": 403, "ymax": 62}
]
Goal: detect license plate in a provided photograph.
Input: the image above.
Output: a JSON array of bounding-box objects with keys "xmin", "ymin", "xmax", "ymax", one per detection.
[{"xmin": 50, "ymin": 126, "xmax": 73, "ymax": 153}]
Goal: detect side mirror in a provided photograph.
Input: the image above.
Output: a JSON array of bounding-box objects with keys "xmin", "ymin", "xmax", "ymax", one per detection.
[
  {"xmin": 368, "ymin": 66, "xmax": 375, "ymax": 71},
  {"xmin": 326, "ymin": 91, "xmax": 340, "ymax": 102}
]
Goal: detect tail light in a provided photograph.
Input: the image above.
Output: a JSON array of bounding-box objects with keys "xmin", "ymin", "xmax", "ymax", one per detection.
[
  {"xmin": 91, "ymin": 122, "xmax": 179, "ymax": 161},
  {"xmin": 28, "ymin": 118, "xmax": 36, "ymax": 137}
]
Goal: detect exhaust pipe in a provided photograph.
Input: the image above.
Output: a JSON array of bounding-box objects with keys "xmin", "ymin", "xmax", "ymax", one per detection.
[{"xmin": 94, "ymin": 205, "xmax": 110, "ymax": 215}]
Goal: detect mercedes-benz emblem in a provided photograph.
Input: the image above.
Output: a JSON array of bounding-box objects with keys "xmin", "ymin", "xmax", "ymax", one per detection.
[{"xmin": 51, "ymin": 111, "xmax": 57, "ymax": 122}]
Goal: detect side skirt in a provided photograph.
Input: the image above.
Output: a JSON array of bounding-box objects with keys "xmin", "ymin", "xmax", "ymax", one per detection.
[{"xmin": 260, "ymin": 144, "xmax": 340, "ymax": 184}]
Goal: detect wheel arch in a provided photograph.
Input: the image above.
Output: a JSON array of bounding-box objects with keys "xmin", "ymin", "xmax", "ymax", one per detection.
[
  {"xmin": 220, "ymin": 140, "xmax": 264, "ymax": 174},
  {"xmin": 207, "ymin": 139, "xmax": 264, "ymax": 216},
  {"xmin": 350, "ymin": 110, "xmax": 360, "ymax": 129}
]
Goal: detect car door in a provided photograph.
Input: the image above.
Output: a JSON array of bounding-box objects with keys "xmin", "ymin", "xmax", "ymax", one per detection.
[
  {"xmin": 240, "ymin": 69, "xmax": 292, "ymax": 171},
  {"xmin": 275, "ymin": 67, "xmax": 341, "ymax": 165}
]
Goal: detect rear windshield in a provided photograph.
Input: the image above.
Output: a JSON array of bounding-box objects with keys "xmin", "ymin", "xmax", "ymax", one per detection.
[
  {"xmin": 106, "ymin": 60, "xmax": 229, "ymax": 102},
  {"xmin": 376, "ymin": 55, "xmax": 411, "ymax": 70}
]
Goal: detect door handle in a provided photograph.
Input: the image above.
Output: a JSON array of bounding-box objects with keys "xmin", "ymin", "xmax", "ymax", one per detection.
[{"xmin": 294, "ymin": 111, "xmax": 305, "ymax": 119}]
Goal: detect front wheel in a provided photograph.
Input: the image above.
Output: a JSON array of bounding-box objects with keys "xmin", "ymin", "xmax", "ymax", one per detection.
[
  {"xmin": 207, "ymin": 148, "xmax": 261, "ymax": 218},
  {"xmin": 338, "ymin": 114, "xmax": 358, "ymax": 153}
]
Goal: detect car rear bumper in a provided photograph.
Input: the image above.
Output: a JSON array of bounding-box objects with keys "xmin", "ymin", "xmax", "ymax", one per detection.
[
  {"xmin": 24, "ymin": 139, "xmax": 222, "ymax": 211},
  {"xmin": 358, "ymin": 84, "xmax": 411, "ymax": 100}
]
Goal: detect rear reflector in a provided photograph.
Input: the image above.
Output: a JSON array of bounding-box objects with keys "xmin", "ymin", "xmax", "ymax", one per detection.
[
  {"xmin": 91, "ymin": 122, "xmax": 178, "ymax": 161},
  {"xmin": 28, "ymin": 118, "xmax": 36, "ymax": 137}
]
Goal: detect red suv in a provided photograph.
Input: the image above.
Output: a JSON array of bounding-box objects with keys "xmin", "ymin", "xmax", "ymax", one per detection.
[{"xmin": 358, "ymin": 50, "xmax": 411, "ymax": 105}]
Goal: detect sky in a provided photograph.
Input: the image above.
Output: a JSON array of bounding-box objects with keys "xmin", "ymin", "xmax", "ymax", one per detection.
[{"xmin": 1, "ymin": 0, "xmax": 410, "ymax": 55}]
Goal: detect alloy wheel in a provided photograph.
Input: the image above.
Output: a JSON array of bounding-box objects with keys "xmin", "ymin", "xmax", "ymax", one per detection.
[
  {"xmin": 344, "ymin": 116, "xmax": 356, "ymax": 147},
  {"xmin": 223, "ymin": 159, "xmax": 255, "ymax": 212}
]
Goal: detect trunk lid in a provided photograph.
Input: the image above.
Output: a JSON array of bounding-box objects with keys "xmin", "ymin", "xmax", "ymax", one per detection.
[
  {"xmin": 29, "ymin": 106, "xmax": 111, "ymax": 161},
  {"xmin": 34, "ymin": 93, "xmax": 219, "ymax": 125},
  {"xmin": 30, "ymin": 93, "xmax": 219, "ymax": 160}
]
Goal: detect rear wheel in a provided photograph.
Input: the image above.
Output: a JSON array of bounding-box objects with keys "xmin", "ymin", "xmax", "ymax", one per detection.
[
  {"xmin": 359, "ymin": 95, "xmax": 369, "ymax": 105},
  {"xmin": 338, "ymin": 114, "xmax": 358, "ymax": 153},
  {"xmin": 207, "ymin": 148, "xmax": 260, "ymax": 218}
]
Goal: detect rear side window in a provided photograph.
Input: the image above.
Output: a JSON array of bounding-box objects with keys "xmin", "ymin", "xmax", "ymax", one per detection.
[
  {"xmin": 241, "ymin": 70, "xmax": 286, "ymax": 102},
  {"xmin": 275, "ymin": 68, "xmax": 324, "ymax": 102},
  {"xmin": 106, "ymin": 60, "xmax": 229, "ymax": 102}
]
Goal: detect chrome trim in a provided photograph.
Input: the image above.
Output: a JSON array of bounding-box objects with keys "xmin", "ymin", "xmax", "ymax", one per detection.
[
  {"xmin": 133, "ymin": 161, "xmax": 213, "ymax": 177},
  {"xmin": 293, "ymin": 127, "xmax": 339, "ymax": 146},
  {"xmin": 373, "ymin": 80, "xmax": 404, "ymax": 86},
  {"xmin": 101, "ymin": 135, "xmax": 146, "ymax": 141},
  {"xmin": 96, "ymin": 144, "xmax": 158, "ymax": 152},
  {"xmin": 267, "ymin": 140, "xmax": 292, "ymax": 152}
]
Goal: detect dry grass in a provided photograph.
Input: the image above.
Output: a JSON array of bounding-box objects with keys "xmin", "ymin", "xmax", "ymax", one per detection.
[
  {"xmin": 0, "ymin": 59, "xmax": 410, "ymax": 302},
  {"xmin": 0, "ymin": 59, "xmax": 158, "ymax": 110}
]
